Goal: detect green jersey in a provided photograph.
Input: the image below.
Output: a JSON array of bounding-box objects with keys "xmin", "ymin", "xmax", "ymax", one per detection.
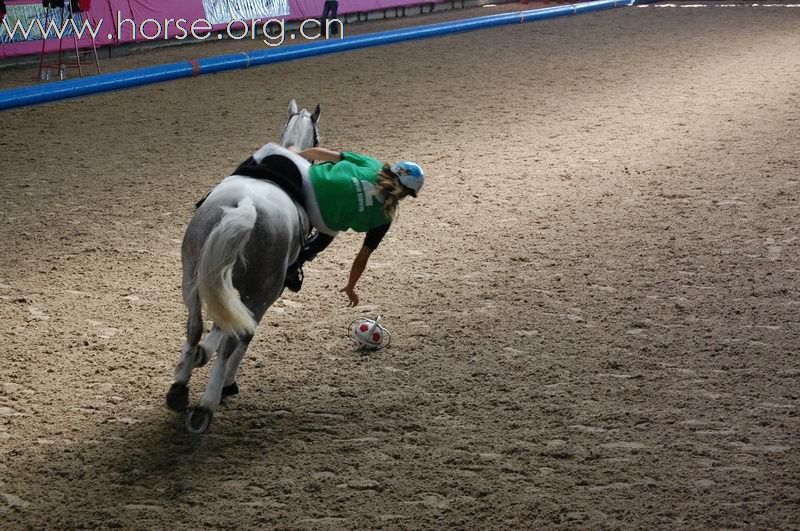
[{"xmin": 309, "ymin": 151, "xmax": 393, "ymax": 232}]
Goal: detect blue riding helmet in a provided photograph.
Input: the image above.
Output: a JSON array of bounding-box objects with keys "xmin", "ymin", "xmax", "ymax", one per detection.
[{"xmin": 389, "ymin": 161, "xmax": 424, "ymax": 197}]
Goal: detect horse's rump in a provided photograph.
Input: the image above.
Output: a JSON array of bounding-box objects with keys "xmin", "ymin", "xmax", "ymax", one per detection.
[{"xmin": 195, "ymin": 197, "xmax": 259, "ymax": 335}]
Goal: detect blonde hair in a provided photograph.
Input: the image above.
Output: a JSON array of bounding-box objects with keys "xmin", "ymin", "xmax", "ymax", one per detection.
[{"xmin": 373, "ymin": 165, "xmax": 405, "ymax": 220}]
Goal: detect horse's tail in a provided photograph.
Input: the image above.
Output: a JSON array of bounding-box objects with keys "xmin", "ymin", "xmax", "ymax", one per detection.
[{"xmin": 196, "ymin": 197, "xmax": 258, "ymax": 336}]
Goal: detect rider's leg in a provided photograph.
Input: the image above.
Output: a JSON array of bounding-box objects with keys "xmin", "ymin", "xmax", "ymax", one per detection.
[
  {"xmin": 284, "ymin": 232, "xmax": 336, "ymax": 292},
  {"xmin": 300, "ymin": 232, "xmax": 335, "ymax": 262},
  {"xmin": 283, "ymin": 160, "xmax": 338, "ymax": 293}
]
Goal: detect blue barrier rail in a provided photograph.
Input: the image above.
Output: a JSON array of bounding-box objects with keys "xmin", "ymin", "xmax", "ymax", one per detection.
[{"xmin": 0, "ymin": 0, "xmax": 653, "ymax": 111}]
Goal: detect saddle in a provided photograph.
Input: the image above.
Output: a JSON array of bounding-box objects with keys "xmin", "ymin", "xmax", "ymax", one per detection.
[{"xmin": 195, "ymin": 154, "xmax": 306, "ymax": 209}]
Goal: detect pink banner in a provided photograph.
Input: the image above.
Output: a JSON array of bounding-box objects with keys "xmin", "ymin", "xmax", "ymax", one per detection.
[
  {"xmin": 126, "ymin": 0, "xmax": 207, "ymax": 43},
  {"xmin": 1, "ymin": 0, "xmax": 446, "ymax": 58},
  {"xmin": 1, "ymin": 0, "xmax": 113, "ymax": 55},
  {"xmin": 291, "ymin": 0, "xmax": 438, "ymax": 20},
  {"xmin": 107, "ymin": 0, "xmax": 134, "ymax": 43}
]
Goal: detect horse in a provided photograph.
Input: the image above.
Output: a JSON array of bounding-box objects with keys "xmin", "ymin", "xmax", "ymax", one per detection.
[{"xmin": 165, "ymin": 99, "xmax": 320, "ymax": 433}]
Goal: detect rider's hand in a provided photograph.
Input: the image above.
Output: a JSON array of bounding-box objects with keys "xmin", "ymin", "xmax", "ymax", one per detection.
[{"xmin": 340, "ymin": 286, "xmax": 359, "ymax": 307}]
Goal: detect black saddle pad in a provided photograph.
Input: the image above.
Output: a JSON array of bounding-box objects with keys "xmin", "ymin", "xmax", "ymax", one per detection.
[
  {"xmin": 195, "ymin": 154, "xmax": 306, "ymax": 209},
  {"xmin": 234, "ymin": 154, "xmax": 306, "ymax": 206}
]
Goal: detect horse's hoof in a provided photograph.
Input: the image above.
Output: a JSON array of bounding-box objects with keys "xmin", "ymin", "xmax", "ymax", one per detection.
[
  {"xmin": 185, "ymin": 406, "xmax": 213, "ymax": 433},
  {"xmin": 193, "ymin": 345, "xmax": 209, "ymax": 368},
  {"xmin": 221, "ymin": 382, "xmax": 239, "ymax": 402},
  {"xmin": 166, "ymin": 383, "xmax": 189, "ymax": 412}
]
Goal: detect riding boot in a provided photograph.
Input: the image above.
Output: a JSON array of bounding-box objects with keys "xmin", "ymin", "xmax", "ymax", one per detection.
[
  {"xmin": 284, "ymin": 261, "xmax": 305, "ymax": 292},
  {"xmin": 283, "ymin": 232, "xmax": 335, "ymax": 292}
]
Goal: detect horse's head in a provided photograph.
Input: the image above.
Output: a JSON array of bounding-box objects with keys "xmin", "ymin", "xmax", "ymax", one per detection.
[{"xmin": 281, "ymin": 99, "xmax": 321, "ymax": 151}]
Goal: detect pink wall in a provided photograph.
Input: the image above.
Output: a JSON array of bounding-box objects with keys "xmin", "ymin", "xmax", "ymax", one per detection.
[
  {"xmin": 126, "ymin": 0, "xmax": 207, "ymax": 42},
  {"xmin": 1, "ymin": 0, "xmax": 445, "ymax": 58}
]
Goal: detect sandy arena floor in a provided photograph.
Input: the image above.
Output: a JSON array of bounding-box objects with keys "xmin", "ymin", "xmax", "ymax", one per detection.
[{"xmin": 1, "ymin": 1, "xmax": 799, "ymax": 528}]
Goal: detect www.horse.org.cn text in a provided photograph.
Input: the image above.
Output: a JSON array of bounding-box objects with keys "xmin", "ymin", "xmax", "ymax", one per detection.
[{"xmin": 1, "ymin": 14, "xmax": 345, "ymax": 47}]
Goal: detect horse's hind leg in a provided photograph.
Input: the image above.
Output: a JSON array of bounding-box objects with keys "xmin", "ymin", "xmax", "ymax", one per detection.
[
  {"xmin": 166, "ymin": 287, "xmax": 204, "ymax": 412},
  {"xmin": 185, "ymin": 334, "xmax": 239, "ymax": 433}
]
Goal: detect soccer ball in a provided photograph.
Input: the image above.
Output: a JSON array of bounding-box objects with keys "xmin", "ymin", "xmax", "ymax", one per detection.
[{"xmin": 349, "ymin": 316, "xmax": 391, "ymax": 350}]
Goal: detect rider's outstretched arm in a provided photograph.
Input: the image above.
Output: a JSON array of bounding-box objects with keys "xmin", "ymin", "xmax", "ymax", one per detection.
[
  {"xmin": 298, "ymin": 147, "xmax": 342, "ymax": 163},
  {"xmin": 341, "ymin": 245, "xmax": 372, "ymax": 307},
  {"xmin": 339, "ymin": 224, "xmax": 390, "ymax": 306}
]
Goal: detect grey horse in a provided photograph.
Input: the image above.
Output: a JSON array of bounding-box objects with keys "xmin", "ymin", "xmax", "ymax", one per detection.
[{"xmin": 166, "ymin": 100, "xmax": 320, "ymax": 433}]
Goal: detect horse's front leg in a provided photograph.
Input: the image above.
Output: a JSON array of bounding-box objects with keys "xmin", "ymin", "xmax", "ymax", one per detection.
[
  {"xmin": 197, "ymin": 326, "xmax": 225, "ymax": 367},
  {"xmin": 220, "ymin": 333, "xmax": 253, "ymax": 400},
  {"xmin": 218, "ymin": 295, "xmax": 276, "ymax": 403}
]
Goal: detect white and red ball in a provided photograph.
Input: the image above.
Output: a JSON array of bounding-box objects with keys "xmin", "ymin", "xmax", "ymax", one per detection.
[{"xmin": 349, "ymin": 316, "xmax": 391, "ymax": 350}]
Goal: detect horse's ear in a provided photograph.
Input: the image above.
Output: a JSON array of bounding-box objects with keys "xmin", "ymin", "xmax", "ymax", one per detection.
[
  {"xmin": 311, "ymin": 104, "xmax": 321, "ymax": 123},
  {"xmin": 288, "ymin": 99, "xmax": 298, "ymax": 117}
]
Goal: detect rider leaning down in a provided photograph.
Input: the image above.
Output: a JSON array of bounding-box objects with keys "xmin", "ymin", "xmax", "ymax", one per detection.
[{"xmin": 251, "ymin": 142, "xmax": 425, "ymax": 307}]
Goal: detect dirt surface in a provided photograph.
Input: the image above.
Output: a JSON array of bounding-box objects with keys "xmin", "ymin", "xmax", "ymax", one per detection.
[{"xmin": 1, "ymin": 1, "xmax": 799, "ymax": 528}]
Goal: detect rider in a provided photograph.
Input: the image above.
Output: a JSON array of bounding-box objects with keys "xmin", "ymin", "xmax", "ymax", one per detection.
[{"xmin": 253, "ymin": 143, "xmax": 424, "ymax": 306}]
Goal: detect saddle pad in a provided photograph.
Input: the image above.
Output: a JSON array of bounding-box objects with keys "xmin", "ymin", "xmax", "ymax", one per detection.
[
  {"xmin": 195, "ymin": 154, "xmax": 306, "ymax": 209},
  {"xmin": 232, "ymin": 154, "xmax": 306, "ymax": 207}
]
